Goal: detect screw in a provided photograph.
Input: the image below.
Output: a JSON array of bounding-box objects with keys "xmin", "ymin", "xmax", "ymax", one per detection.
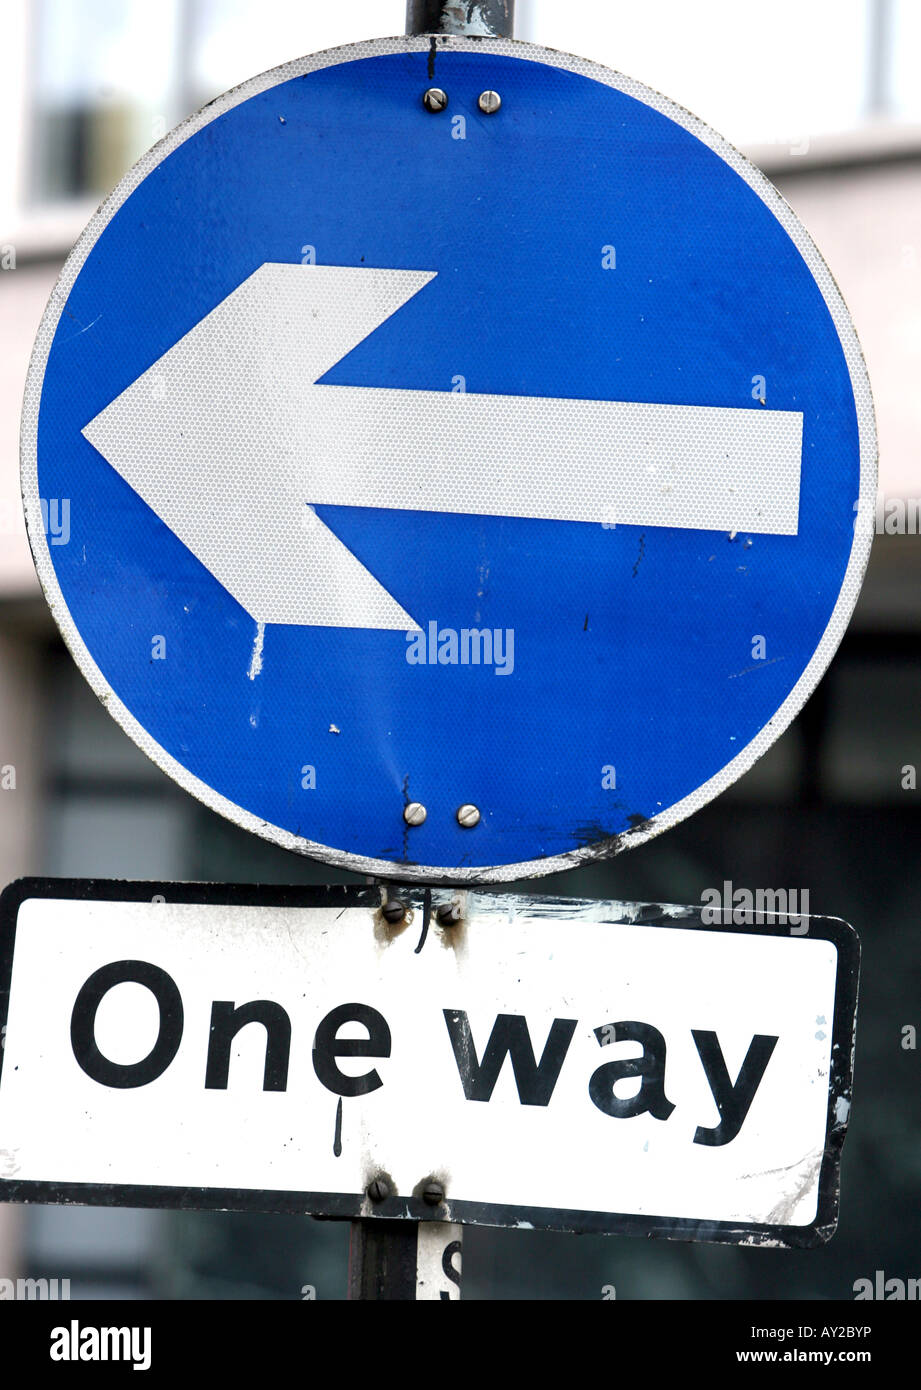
[
  {"xmin": 477, "ymin": 90, "xmax": 501, "ymax": 115},
  {"xmin": 382, "ymin": 898, "xmax": 406, "ymax": 925},
  {"xmin": 456, "ymin": 803, "xmax": 481, "ymax": 828},
  {"xmin": 368, "ymin": 1176, "xmax": 390, "ymax": 1203},
  {"xmin": 436, "ymin": 901, "xmax": 462, "ymax": 927},
  {"xmin": 422, "ymin": 1179, "xmax": 445, "ymax": 1206},
  {"xmin": 403, "ymin": 801, "xmax": 427, "ymax": 826},
  {"xmin": 423, "ymin": 87, "xmax": 448, "ymax": 113}
]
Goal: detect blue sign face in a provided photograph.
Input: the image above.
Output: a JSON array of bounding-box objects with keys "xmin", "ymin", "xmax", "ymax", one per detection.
[{"xmin": 23, "ymin": 37, "xmax": 875, "ymax": 881}]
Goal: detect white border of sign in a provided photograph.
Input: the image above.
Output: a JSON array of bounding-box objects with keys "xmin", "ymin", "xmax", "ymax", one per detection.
[{"xmin": 20, "ymin": 36, "xmax": 877, "ymax": 884}]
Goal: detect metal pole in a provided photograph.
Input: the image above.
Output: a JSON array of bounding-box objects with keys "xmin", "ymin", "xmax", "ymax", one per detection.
[
  {"xmin": 405, "ymin": 0, "xmax": 515, "ymax": 38},
  {"xmin": 866, "ymin": 0, "xmax": 893, "ymax": 118},
  {"xmin": 348, "ymin": 1218, "xmax": 463, "ymax": 1301},
  {"xmin": 348, "ymin": 1220, "xmax": 419, "ymax": 1300},
  {"xmin": 348, "ymin": 0, "xmax": 508, "ymax": 1308}
]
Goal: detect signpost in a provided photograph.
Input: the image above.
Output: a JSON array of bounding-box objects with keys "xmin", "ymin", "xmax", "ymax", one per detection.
[
  {"xmin": 12, "ymin": 2, "xmax": 873, "ymax": 1302},
  {"xmin": 0, "ymin": 880, "xmax": 857, "ymax": 1251}
]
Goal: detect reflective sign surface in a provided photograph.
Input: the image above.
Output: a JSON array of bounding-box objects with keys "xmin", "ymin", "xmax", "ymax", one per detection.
[
  {"xmin": 0, "ymin": 881, "xmax": 858, "ymax": 1245},
  {"xmin": 22, "ymin": 38, "xmax": 875, "ymax": 879}
]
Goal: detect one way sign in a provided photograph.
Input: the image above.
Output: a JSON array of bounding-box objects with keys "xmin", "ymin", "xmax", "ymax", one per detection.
[
  {"xmin": 0, "ymin": 881, "xmax": 858, "ymax": 1246},
  {"xmin": 22, "ymin": 36, "xmax": 875, "ymax": 880}
]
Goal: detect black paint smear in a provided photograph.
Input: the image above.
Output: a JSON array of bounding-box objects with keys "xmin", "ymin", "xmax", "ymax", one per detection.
[
  {"xmin": 401, "ymin": 774, "xmax": 411, "ymax": 860},
  {"xmin": 428, "ymin": 36, "xmax": 437, "ymax": 79},
  {"xmin": 583, "ymin": 613, "xmax": 589, "ymax": 631},
  {"xmin": 333, "ymin": 1097, "xmax": 343, "ymax": 1157},
  {"xmin": 632, "ymin": 533, "xmax": 646, "ymax": 578},
  {"xmin": 414, "ymin": 887, "xmax": 432, "ymax": 954},
  {"xmin": 442, "ymin": 1238, "xmax": 462, "ymax": 1288}
]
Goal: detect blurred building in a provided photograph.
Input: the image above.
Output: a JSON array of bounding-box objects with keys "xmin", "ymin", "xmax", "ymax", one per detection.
[{"xmin": 0, "ymin": 0, "xmax": 918, "ymax": 1299}]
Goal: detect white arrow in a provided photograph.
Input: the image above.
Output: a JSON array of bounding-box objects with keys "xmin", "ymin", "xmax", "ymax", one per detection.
[{"xmin": 82, "ymin": 264, "xmax": 802, "ymax": 631}]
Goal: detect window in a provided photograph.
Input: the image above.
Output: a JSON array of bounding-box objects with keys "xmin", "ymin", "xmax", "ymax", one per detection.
[
  {"xmin": 28, "ymin": 0, "xmax": 392, "ymax": 208},
  {"xmin": 30, "ymin": 0, "xmax": 184, "ymax": 205}
]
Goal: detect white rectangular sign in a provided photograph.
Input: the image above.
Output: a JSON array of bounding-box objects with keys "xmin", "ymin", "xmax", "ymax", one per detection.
[{"xmin": 0, "ymin": 881, "xmax": 857, "ymax": 1246}]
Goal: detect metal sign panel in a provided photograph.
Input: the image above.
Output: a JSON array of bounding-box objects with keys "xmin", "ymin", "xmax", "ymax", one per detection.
[
  {"xmin": 21, "ymin": 37, "xmax": 876, "ymax": 881},
  {"xmin": 0, "ymin": 881, "xmax": 858, "ymax": 1246}
]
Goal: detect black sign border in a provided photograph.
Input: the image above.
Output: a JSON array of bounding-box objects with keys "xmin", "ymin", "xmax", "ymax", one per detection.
[{"xmin": 0, "ymin": 877, "xmax": 859, "ymax": 1249}]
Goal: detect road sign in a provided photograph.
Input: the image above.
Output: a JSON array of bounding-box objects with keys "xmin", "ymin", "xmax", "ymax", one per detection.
[
  {"xmin": 0, "ymin": 880, "xmax": 858, "ymax": 1247},
  {"xmin": 22, "ymin": 36, "xmax": 876, "ymax": 881}
]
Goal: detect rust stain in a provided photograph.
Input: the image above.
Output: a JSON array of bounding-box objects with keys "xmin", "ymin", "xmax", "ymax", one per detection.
[{"xmin": 372, "ymin": 903, "xmax": 414, "ymax": 947}]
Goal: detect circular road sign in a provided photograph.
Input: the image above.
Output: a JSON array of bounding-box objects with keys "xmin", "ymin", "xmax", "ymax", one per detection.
[{"xmin": 22, "ymin": 36, "xmax": 876, "ymax": 883}]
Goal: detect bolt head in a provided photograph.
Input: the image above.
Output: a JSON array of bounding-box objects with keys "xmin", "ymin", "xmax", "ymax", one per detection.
[
  {"xmin": 436, "ymin": 901, "xmax": 462, "ymax": 927},
  {"xmin": 478, "ymin": 89, "xmax": 501, "ymax": 115},
  {"xmin": 368, "ymin": 1177, "xmax": 390, "ymax": 1203},
  {"xmin": 423, "ymin": 87, "xmax": 448, "ymax": 113},
  {"xmin": 422, "ymin": 1180, "xmax": 445, "ymax": 1206},
  {"xmin": 403, "ymin": 801, "xmax": 427, "ymax": 826},
  {"xmin": 382, "ymin": 899, "xmax": 406, "ymax": 925},
  {"xmin": 456, "ymin": 803, "xmax": 481, "ymax": 828}
]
